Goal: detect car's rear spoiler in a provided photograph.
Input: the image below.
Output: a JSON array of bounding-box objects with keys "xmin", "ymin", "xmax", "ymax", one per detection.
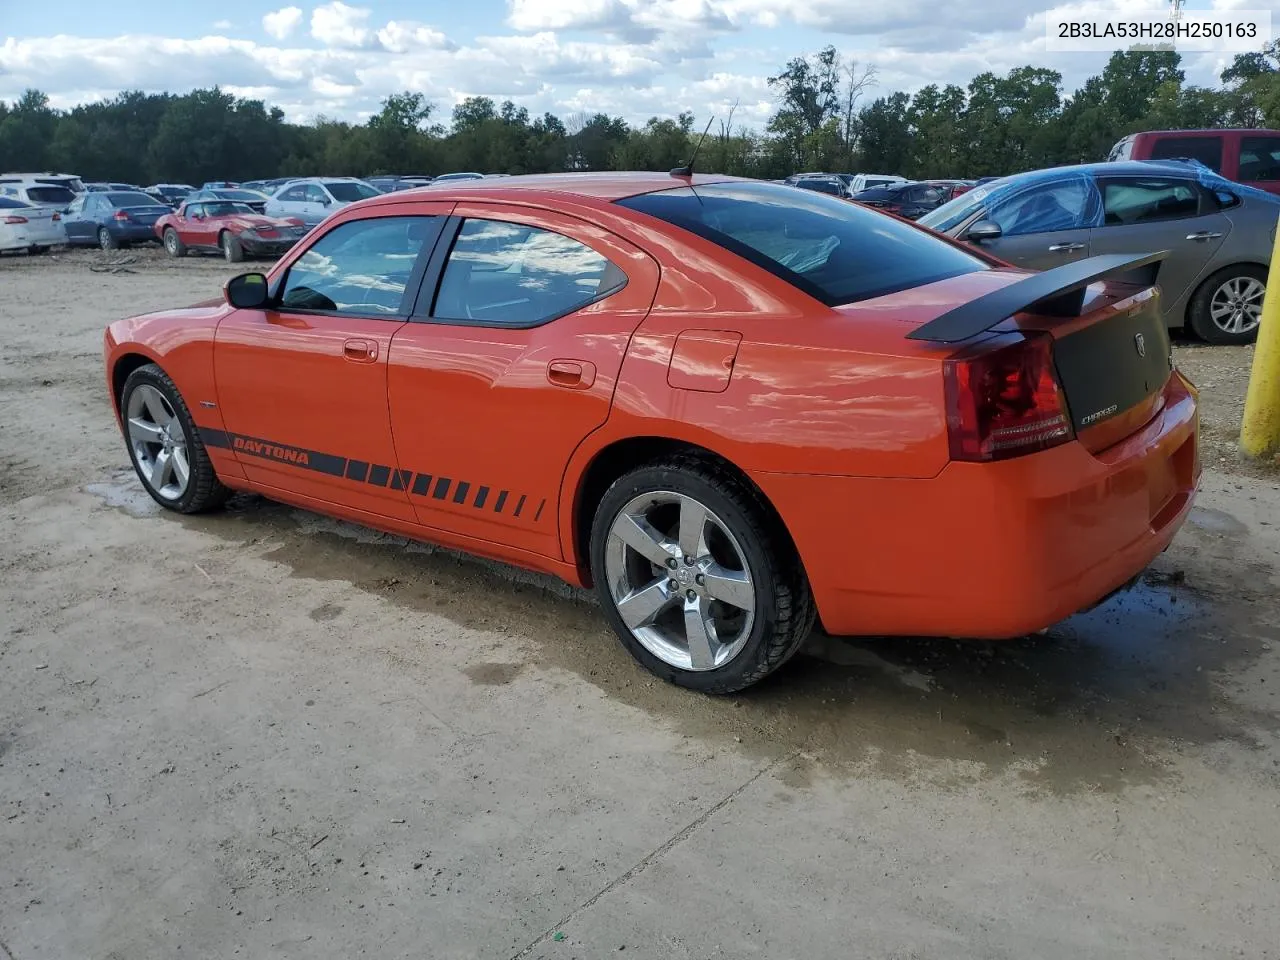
[{"xmin": 907, "ymin": 251, "xmax": 1168, "ymax": 344}]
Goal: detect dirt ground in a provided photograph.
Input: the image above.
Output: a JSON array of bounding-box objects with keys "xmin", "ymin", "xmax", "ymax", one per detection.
[{"xmin": 3, "ymin": 246, "xmax": 1280, "ymax": 960}]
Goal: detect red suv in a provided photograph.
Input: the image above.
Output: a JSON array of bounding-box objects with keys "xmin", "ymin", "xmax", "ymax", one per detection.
[{"xmin": 1108, "ymin": 129, "xmax": 1280, "ymax": 195}]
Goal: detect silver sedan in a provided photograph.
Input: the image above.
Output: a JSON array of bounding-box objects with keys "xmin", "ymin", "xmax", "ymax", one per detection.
[{"xmin": 919, "ymin": 160, "xmax": 1277, "ymax": 344}]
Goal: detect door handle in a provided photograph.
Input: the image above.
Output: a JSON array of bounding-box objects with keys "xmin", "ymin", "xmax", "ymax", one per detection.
[
  {"xmin": 1186, "ymin": 231, "xmax": 1224, "ymax": 241},
  {"xmin": 1048, "ymin": 242, "xmax": 1086, "ymax": 252},
  {"xmin": 548, "ymin": 359, "xmax": 596, "ymax": 389},
  {"xmin": 343, "ymin": 339, "xmax": 377, "ymax": 362}
]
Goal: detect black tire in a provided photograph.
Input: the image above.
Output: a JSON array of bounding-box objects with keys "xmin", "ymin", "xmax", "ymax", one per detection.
[
  {"xmin": 221, "ymin": 231, "xmax": 244, "ymax": 263},
  {"xmin": 119, "ymin": 363, "xmax": 231, "ymax": 514},
  {"xmin": 1187, "ymin": 264, "xmax": 1267, "ymax": 345},
  {"xmin": 163, "ymin": 228, "xmax": 187, "ymax": 258},
  {"xmin": 27, "ymin": 245, "xmax": 48, "ymax": 254},
  {"xmin": 98, "ymin": 227, "xmax": 118, "ymax": 250},
  {"xmin": 589, "ymin": 456, "xmax": 815, "ymax": 694}
]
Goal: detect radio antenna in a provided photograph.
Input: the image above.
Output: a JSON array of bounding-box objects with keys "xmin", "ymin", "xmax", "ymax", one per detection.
[{"xmin": 670, "ymin": 116, "xmax": 715, "ymax": 177}]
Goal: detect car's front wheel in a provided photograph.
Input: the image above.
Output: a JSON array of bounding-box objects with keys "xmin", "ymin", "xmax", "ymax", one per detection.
[
  {"xmin": 163, "ymin": 228, "xmax": 187, "ymax": 258},
  {"xmin": 120, "ymin": 363, "xmax": 231, "ymax": 514},
  {"xmin": 589, "ymin": 457, "xmax": 815, "ymax": 694},
  {"xmin": 221, "ymin": 231, "xmax": 244, "ymax": 263},
  {"xmin": 1188, "ymin": 265, "xmax": 1266, "ymax": 345}
]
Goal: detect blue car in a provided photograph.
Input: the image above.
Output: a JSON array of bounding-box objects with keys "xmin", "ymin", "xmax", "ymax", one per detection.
[{"xmin": 62, "ymin": 190, "xmax": 173, "ymax": 249}]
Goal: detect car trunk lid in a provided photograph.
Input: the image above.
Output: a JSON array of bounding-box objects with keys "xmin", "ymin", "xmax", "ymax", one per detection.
[{"xmin": 904, "ymin": 252, "xmax": 1173, "ymax": 455}]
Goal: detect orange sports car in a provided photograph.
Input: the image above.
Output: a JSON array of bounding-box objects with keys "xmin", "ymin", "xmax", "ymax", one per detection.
[{"xmin": 103, "ymin": 173, "xmax": 1200, "ymax": 694}]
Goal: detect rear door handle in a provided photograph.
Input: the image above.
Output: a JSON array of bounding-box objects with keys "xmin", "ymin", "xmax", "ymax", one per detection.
[
  {"xmin": 1186, "ymin": 231, "xmax": 1224, "ymax": 241},
  {"xmin": 343, "ymin": 339, "xmax": 377, "ymax": 362},
  {"xmin": 1048, "ymin": 242, "xmax": 1086, "ymax": 252},
  {"xmin": 548, "ymin": 359, "xmax": 596, "ymax": 389}
]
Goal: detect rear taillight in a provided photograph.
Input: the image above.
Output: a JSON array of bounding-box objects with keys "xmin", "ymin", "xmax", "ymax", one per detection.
[
  {"xmin": 51, "ymin": 212, "xmax": 61, "ymax": 221},
  {"xmin": 113, "ymin": 210, "xmax": 129, "ymax": 221},
  {"xmin": 943, "ymin": 332, "xmax": 1074, "ymax": 462},
  {"xmin": 3, "ymin": 215, "xmax": 27, "ymax": 224}
]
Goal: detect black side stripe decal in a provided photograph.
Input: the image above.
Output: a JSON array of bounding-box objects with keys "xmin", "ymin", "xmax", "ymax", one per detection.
[{"xmin": 200, "ymin": 428, "xmax": 546, "ymax": 523}]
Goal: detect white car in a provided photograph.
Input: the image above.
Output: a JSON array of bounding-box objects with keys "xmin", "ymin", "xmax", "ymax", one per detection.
[
  {"xmin": 430, "ymin": 172, "xmax": 486, "ymax": 184},
  {"xmin": 0, "ymin": 196, "xmax": 66, "ymax": 253},
  {"xmin": 0, "ymin": 181, "xmax": 79, "ymax": 210},
  {"xmin": 264, "ymin": 177, "xmax": 382, "ymax": 226},
  {"xmin": 0, "ymin": 172, "xmax": 85, "ymax": 194},
  {"xmin": 849, "ymin": 173, "xmax": 908, "ymax": 194}
]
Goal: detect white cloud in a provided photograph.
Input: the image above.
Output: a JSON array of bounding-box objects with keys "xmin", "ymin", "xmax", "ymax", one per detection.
[
  {"xmin": 508, "ymin": 0, "xmax": 632, "ymax": 32},
  {"xmin": 311, "ymin": 1, "xmax": 374, "ymax": 48},
  {"xmin": 262, "ymin": 6, "xmax": 303, "ymax": 41},
  {"xmin": 0, "ymin": 0, "xmax": 1244, "ymax": 133},
  {"xmin": 376, "ymin": 21, "xmax": 457, "ymax": 54}
]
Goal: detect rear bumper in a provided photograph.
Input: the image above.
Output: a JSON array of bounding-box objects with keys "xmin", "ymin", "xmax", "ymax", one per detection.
[
  {"xmin": 752, "ymin": 372, "xmax": 1200, "ymax": 639},
  {"xmin": 110, "ymin": 222, "xmax": 160, "ymax": 242},
  {"xmin": 0, "ymin": 223, "xmax": 64, "ymax": 249}
]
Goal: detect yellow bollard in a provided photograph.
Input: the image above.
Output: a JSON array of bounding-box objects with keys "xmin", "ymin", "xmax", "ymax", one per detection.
[{"xmin": 1240, "ymin": 217, "xmax": 1280, "ymax": 460}]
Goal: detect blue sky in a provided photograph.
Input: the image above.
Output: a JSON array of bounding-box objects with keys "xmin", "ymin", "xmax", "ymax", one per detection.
[{"xmin": 0, "ymin": 1, "xmax": 1265, "ymax": 128}]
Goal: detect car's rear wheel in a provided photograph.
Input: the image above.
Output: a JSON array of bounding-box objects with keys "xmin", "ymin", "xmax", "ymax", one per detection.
[
  {"xmin": 1188, "ymin": 265, "xmax": 1266, "ymax": 345},
  {"xmin": 98, "ymin": 227, "xmax": 118, "ymax": 251},
  {"xmin": 163, "ymin": 228, "xmax": 187, "ymax": 258},
  {"xmin": 221, "ymin": 231, "xmax": 243, "ymax": 263},
  {"xmin": 27, "ymin": 245, "xmax": 48, "ymax": 254},
  {"xmin": 120, "ymin": 363, "xmax": 231, "ymax": 514},
  {"xmin": 589, "ymin": 457, "xmax": 815, "ymax": 694}
]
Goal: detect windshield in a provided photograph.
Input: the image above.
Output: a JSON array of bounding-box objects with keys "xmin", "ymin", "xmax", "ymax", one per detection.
[
  {"xmin": 618, "ymin": 181, "xmax": 987, "ymax": 307},
  {"xmin": 917, "ymin": 186, "xmax": 992, "ymax": 232},
  {"xmin": 795, "ymin": 180, "xmax": 845, "ymax": 196},
  {"xmin": 27, "ymin": 186, "xmax": 76, "ymax": 203},
  {"xmin": 204, "ymin": 201, "xmax": 257, "ymax": 216},
  {"xmin": 325, "ymin": 181, "xmax": 380, "ymax": 202},
  {"xmin": 106, "ymin": 191, "xmax": 160, "ymax": 207}
]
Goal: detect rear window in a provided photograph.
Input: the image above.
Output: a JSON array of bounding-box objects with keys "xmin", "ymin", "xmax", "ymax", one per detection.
[
  {"xmin": 219, "ymin": 190, "xmax": 264, "ymax": 202},
  {"xmin": 105, "ymin": 191, "xmax": 159, "ymax": 207},
  {"xmin": 26, "ymin": 186, "xmax": 75, "ymax": 203},
  {"xmin": 1148, "ymin": 135, "xmax": 1224, "ymax": 172},
  {"xmin": 0, "ymin": 196, "xmax": 28, "ymax": 208},
  {"xmin": 618, "ymin": 181, "xmax": 987, "ymax": 307},
  {"xmin": 325, "ymin": 181, "xmax": 380, "ymax": 202},
  {"xmin": 1239, "ymin": 136, "xmax": 1280, "ymax": 182}
]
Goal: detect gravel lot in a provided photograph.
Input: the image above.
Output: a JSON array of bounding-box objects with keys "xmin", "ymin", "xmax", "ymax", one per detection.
[{"xmin": 3, "ymin": 246, "xmax": 1280, "ymax": 959}]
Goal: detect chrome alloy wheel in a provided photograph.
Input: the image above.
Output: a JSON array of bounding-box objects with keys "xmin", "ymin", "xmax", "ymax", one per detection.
[
  {"xmin": 604, "ymin": 491, "xmax": 756, "ymax": 672},
  {"xmin": 1209, "ymin": 275, "xmax": 1265, "ymax": 336},
  {"xmin": 126, "ymin": 383, "xmax": 190, "ymax": 500}
]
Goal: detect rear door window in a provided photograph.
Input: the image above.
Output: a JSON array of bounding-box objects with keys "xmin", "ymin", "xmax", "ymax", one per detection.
[
  {"xmin": 279, "ymin": 216, "xmax": 440, "ymax": 316},
  {"xmin": 618, "ymin": 180, "xmax": 987, "ymax": 306},
  {"xmin": 1099, "ymin": 178, "xmax": 1201, "ymax": 225},
  {"xmin": 432, "ymin": 219, "xmax": 627, "ymax": 326},
  {"xmin": 1238, "ymin": 136, "xmax": 1280, "ymax": 182},
  {"xmin": 1148, "ymin": 136, "xmax": 1224, "ymax": 172}
]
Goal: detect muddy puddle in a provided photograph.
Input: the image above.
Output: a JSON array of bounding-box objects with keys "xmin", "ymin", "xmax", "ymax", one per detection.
[{"xmin": 88, "ymin": 473, "xmax": 1280, "ymax": 793}]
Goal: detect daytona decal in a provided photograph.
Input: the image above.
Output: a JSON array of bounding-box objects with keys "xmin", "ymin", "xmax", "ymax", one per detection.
[{"xmin": 199, "ymin": 426, "xmax": 547, "ymax": 522}]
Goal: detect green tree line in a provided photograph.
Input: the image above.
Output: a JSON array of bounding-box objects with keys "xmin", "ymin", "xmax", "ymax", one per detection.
[{"xmin": 0, "ymin": 44, "xmax": 1277, "ymax": 186}]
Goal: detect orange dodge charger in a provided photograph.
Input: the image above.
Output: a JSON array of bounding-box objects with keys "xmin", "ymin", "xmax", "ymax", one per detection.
[{"xmin": 104, "ymin": 173, "xmax": 1200, "ymax": 693}]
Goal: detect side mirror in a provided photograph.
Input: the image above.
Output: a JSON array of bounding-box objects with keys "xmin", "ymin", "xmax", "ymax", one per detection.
[
  {"xmin": 966, "ymin": 220, "xmax": 1002, "ymax": 242},
  {"xmin": 225, "ymin": 272, "xmax": 270, "ymax": 309},
  {"xmin": 319, "ymin": 197, "xmax": 331, "ymax": 206}
]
